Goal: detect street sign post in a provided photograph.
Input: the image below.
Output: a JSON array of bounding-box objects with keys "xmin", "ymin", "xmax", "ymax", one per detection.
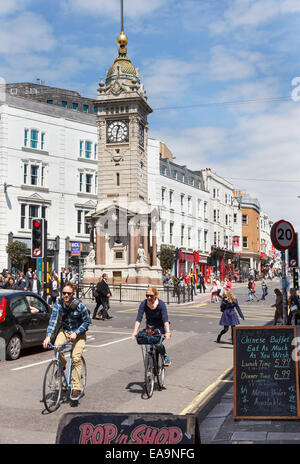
[{"xmin": 270, "ymin": 220, "xmax": 296, "ymax": 324}]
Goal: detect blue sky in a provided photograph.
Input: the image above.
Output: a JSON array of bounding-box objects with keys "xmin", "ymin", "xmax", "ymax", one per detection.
[{"xmin": 1, "ymin": 0, "xmax": 300, "ymax": 233}]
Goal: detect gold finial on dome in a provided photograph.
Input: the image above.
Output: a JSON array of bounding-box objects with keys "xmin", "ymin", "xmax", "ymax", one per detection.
[{"xmin": 117, "ymin": 31, "xmax": 128, "ymax": 56}]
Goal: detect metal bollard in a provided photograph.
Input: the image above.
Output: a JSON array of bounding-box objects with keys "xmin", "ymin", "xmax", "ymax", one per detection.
[{"xmin": 0, "ymin": 337, "xmax": 6, "ymax": 361}]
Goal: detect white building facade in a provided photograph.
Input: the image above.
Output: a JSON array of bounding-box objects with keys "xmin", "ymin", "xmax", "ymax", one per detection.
[{"xmin": 0, "ymin": 92, "xmax": 98, "ymax": 275}]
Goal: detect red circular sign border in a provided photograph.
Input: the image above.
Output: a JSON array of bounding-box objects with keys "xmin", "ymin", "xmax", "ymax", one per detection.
[{"xmin": 272, "ymin": 219, "xmax": 296, "ymax": 250}]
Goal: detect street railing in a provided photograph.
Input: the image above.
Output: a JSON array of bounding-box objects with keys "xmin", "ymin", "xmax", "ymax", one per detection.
[{"xmin": 76, "ymin": 283, "xmax": 194, "ymax": 304}]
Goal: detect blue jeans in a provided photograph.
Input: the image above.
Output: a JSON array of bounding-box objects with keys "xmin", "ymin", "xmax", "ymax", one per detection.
[{"xmin": 248, "ymin": 290, "xmax": 253, "ymax": 301}]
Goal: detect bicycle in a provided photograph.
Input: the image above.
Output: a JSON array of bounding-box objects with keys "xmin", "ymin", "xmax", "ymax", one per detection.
[
  {"xmin": 42, "ymin": 342, "xmax": 87, "ymax": 413},
  {"xmin": 137, "ymin": 327, "xmax": 166, "ymax": 398}
]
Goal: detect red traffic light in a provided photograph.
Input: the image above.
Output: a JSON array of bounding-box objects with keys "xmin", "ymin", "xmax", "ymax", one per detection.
[{"xmin": 33, "ymin": 220, "xmax": 41, "ymax": 228}]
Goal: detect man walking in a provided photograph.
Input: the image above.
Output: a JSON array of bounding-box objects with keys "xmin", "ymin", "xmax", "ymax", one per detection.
[
  {"xmin": 43, "ymin": 282, "xmax": 91, "ymax": 401},
  {"xmin": 96, "ymin": 273, "xmax": 112, "ymax": 320}
]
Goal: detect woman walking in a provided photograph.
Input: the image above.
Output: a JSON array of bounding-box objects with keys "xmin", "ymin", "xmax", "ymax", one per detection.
[
  {"xmin": 216, "ymin": 290, "xmax": 245, "ymax": 344},
  {"xmin": 271, "ymin": 288, "xmax": 283, "ymax": 325}
]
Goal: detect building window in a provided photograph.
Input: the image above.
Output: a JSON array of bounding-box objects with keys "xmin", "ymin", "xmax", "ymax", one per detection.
[
  {"xmin": 188, "ymin": 196, "xmax": 192, "ymax": 214},
  {"xmin": 234, "ymin": 213, "xmax": 237, "ymax": 223},
  {"xmin": 173, "ymin": 170, "xmax": 177, "ymax": 179},
  {"xmin": 94, "ymin": 144, "xmax": 97, "ymax": 160},
  {"xmin": 41, "ymin": 132, "xmax": 45, "ymax": 150},
  {"xmin": 93, "ymin": 106, "xmax": 98, "ymax": 115},
  {"xmin": 30, "ymin": 165, "xmax": 39, "ymax": 185},
  {"xmin": 79, "ymin": 171, "xmax": 96, "ymax": 194},
  {"xmin": 80, "ymin": 141, "xmax": 83, "ymax": 157},
  {"xmin": 20, "ymin": 204, "xmax": 47, "ymax": 229},
  {"xmin": 24, "ymin": 129, "xmax": 29, "ymax": 147},
  {"xmin": 233, "ymin": 236, "xmax": 239, "ymax": 247},
  {"xmin": 242, "ymin": 214, "xmax": 248, "ymax": 225},
  {"xmin": 161, "ymin": 222, "xmax": 165, "ymax": 244},
  {"xmin": 188, "ymin": 227, "xmax": 191, "ymax": 248},
  {"xmin": 72, "ymin": 103, "xmax": 78, "ymax": 110},
  {"xmin": 180, "ymin": 194, "xmax": 184, "ymax": 211},
  {"xmin": 77, "ymin": 210, "xmax": 90, "ymax": 234},
  {"xmin": 85, "ymin": 141, "xmax": 92, "ymax": 158},
  {"xmin": 162, "ymin": 166, "xmax": 166, "ymax": 175},
  {"xmin": 181, "ymin": 225, "xmax": 184, "ymax": 246},
  {"xmin": 197, "ymin": 199, "xmax": 201, "ymax": 217},
  {"xmin": 161, "ymin": 188, "xmax": 166, "ymax": 205},
  {"xmin": 23, "ymin": 161, "xmax": 47, "ymax": 187},
  {"xmin": 47, "ymin": 100, "xmax": 53, "ymax": 105},
  {"xmin": 204, "ymin": 230, "xmax": 208, "ymax": 251},
  {"xmin": 243, "ymin": 236, "xmax": 248, "ymax": 248},
  {"xmin": 169, "ymin": 190, "xmax": 173, "ymax": 208},
  {"xmin": 204, "ymin": 202, "xmax": 208, "ymax": 219},
  {"xmin": 116, "ymin": 173, "xmax": 120, "ymax": 186},
  {"xmin": 170, "ymin": 222, "xmax": 174, "ymax": 245},
  {"xmin": 213, "ymin": 209, "xmax": 217, "ymax": 222},
  {"xmin": 30, "ymin": 130, "xmax": 38, "ymax": 149},
  {"xmin": 61, "ymin": 101, "xmax": 67, "ymax": 108},
  {"xmin": 83, "ymin": 104, "xmax": 89, "ymax": 113},
  {"xmin": 214, "ymin": 231, "xmax": 217, "ymax": 246}
]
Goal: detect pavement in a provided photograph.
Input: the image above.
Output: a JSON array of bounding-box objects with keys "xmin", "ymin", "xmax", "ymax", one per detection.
[{"xmin": 193, "ymin": 279, "xmax": 300, "ymax": 445}]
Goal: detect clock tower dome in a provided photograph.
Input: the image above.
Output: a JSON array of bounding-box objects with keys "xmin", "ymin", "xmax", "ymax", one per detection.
[{"xmin": 84, "ymin": 12, "xmax": 161, "ymax": 286}]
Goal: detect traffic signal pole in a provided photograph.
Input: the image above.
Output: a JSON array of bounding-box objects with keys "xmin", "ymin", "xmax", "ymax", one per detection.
[
  {"xmin": 43, "ymin": 220, "xmax": 48, "ymax": 300},
  {"xmin": 281, "ymin": 250, "xmax": 288, "ymax": 325}
]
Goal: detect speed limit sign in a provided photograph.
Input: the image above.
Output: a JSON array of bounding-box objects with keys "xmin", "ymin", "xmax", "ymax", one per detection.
[{"xmin": 270, "ymin": 220, "xmax": 296, "ymax": 250}]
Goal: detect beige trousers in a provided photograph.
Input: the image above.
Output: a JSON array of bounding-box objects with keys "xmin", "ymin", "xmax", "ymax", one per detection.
[{"xmin": 55, "ymin": 330, "xmax": 86, "ymax": 391}]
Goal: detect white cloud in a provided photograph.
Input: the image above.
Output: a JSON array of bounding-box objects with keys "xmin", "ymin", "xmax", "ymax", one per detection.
[
  {"xmin": 151, "ymin": 100, "xmax": 300, "ymax": 232},
  {"xmin": 0, "ymin": 12, "xmax": 55, "ymax": 54},
  {"xmin": 210, "ymin": 0, "xmax": 300, "ymax": 32},
  {"xmin": 0, "ymin": 0, "xmax": 30, "ymax": 17},
  {"xmin": 64, "ymin": 0, "xmax": 166, "ymax": 19}
]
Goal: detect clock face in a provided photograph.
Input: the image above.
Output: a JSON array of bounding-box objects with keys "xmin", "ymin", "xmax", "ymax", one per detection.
[
  {"xmin": 138, "ymin": 123, "xmax": 144, "ymax": 147},
  {"xmin": 106, "ymin": 120, "xmax": 129, "ymax": 144}
]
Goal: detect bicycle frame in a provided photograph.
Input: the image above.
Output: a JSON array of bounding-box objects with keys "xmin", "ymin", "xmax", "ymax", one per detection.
[{"xmin": 48, "ymin": 342, "xmax": 73, "ymax": 389}]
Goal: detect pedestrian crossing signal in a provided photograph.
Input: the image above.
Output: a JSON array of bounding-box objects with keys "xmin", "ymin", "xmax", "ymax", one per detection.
[{"xmin": 31, "ymin": 218, "xmax": 44, "ymax": 259}]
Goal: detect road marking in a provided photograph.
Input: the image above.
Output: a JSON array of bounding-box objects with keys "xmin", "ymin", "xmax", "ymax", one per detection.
[
  {"xmin": 89, "ymin": 330, "xmax": 132, "ymax": 335},
  {"xmin": 85, "ymin": 336, "xmax": 131, "ymax": 348},
  {"xmin": 180, "ymin": 366, "xmax": 233, "ymax": 415},
  {"xmin": 116, "ymin": 308, "xmax": 137, "ymax": 313}
]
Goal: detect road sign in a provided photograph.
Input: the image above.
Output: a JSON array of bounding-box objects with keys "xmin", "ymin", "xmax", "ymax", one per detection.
[{"xmin": 270, "ymin": 219, "xmax": 296, "ymax": 251}]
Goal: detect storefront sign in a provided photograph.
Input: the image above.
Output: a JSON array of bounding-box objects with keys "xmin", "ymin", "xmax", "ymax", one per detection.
[{"xmin": 71, "ymin": 242, "xmax": 81, "ymax": 256}]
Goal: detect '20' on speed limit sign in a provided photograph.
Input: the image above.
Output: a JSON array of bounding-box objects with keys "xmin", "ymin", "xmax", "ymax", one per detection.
[{"xmin": 271, "ymin": 220, "xmax": 296, "ymax": 251}]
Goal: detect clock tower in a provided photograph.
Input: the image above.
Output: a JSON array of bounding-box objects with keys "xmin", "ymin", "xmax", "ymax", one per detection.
[{"xmin": 84, "ymin": 19, "xmax": 161, "ymax": 286}]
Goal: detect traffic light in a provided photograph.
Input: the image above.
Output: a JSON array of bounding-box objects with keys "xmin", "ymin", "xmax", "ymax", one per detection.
[
  {"xmin": 31, "ymin": 218, "xmax": 44, "ymax": 258},
  {"xmin": 294, "ymin": 269, "xmax": 299, "ymax": 290},
  {"xmin": 288, "ymin": 233, "xmax": 298, "ymax": 267}
]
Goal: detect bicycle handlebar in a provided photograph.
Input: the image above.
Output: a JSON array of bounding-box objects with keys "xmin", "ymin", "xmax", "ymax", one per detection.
[{"xmin": 44, "ymin": 342, "xmax": 73, "ymax": 349}]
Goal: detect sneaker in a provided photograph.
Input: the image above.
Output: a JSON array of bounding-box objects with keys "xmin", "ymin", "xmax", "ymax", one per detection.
[
  {"xmin": 70, "ymin": 389, "xmax": 81, "ymax": 401},
  {"xmin": 163, "ymin": 355, "xmax": 171, "ymax": 367}
]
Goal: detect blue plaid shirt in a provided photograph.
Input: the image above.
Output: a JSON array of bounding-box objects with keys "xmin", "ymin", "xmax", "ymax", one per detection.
[{"xmin": 46, "ymin": 299, "xmax": 91, "ymax": 337}]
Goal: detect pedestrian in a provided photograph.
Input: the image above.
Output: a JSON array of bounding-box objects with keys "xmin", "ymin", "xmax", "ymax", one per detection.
[
  {"xmin": 15, "ymin": 271, "xmax": 29, "ymax": 290},
  {"xmin": 43, "ymin": 282, "xmax": 91, "ymax": 401},
  {"xmin": 287, "ymin": 288, "xmax": 300, "ymax": 325},
  {"xmin": 216, "ymin": 278, "xmax": 223, "ymax": 300},
  {"xmin": 271, "ymin": 288, "xmax": 283, "ymax": 325},
  {"xmin": 49, "ymin": 274, "xmax": 59, "ymax": 304},
  {"xmin": 93, "ymin": 273, "xmax": 112, "ymax": 320},
  {"xmin": 260, "ymin": 277, "xmax": 268, "ymax": 300},
  {"xmin": 4, "ymin": 277, "xmax": 16, "ymax": 289},
  {"xmin": 28, "ymin": 272, "xmax": 42, "ymax": 295},
  {"xmin": 216, "ymin": 290, "xmax": 245, "ymax": 344},
  {"xmin": 210, "ymin": 281, "xmax": 218, "ymax": 303},
  {"xmin": 199, "ymin": 272, "xmax": 206, "ymax": 293},
  {"xmin": 131, "ymin": 286, "xmax": 171, "ymax": 366},
  {"xmin": 0, "ymin": 275, "xmax": 4, "ymax": 288},
  {"xmin": 92, "ymin": 276, "xmax": 104, "ymax": 319}
]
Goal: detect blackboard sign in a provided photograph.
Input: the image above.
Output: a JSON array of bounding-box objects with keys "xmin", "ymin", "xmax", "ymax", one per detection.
[{"xmin": 234, "ymin": 326, "xmax": 300, "ymax": 419}]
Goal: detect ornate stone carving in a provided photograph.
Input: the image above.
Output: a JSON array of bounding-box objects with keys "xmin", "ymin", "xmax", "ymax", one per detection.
[{"xmin": 136, "ymin": 243, "xmax": 147, "ymax": 264}]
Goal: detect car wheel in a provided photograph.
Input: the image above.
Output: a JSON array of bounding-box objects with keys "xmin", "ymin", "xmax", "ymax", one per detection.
[{"xmin": 6, "ymin": 335, "xmax": 22, "ymax": 360}]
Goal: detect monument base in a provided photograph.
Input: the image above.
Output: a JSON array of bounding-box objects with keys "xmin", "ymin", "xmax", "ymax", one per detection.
[{"xmin": 82, "ymin": 263, "xmax": 162, "ymax": 286}]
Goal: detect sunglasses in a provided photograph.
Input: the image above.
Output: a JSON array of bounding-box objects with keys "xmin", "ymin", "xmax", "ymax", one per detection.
[
  {"xmin": 62, "ymin": 291, "xmax": 73, "ymax": 296},
  {"xmin": 146, "ymin": 294, "xmax": 155, "ymax": 298}
]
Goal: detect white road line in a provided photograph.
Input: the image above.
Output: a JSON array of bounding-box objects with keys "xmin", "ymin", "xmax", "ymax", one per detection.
[
  {"xmin": 11, "ymin": 336, "xmax": 131, "ymax": 371},
  {"xmin": 85, "ymin": 336, "xmax": 131, "ymax": 348},
  {"xmin": 89, "ymin": 330, "xmax": 132, "ymax": 335}
]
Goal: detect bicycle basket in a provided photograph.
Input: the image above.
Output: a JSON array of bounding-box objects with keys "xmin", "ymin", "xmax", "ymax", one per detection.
[{"xmin": 136, "ymin": 329, "xmax": 161, "ymax": 345}]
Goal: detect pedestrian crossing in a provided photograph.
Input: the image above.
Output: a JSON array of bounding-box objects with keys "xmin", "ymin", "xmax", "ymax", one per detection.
[{"xmin": 114, "ymin": 301, "xmax": 275, "ymax": 323}]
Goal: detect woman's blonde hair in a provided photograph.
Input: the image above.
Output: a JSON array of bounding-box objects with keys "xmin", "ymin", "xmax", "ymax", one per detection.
[
  {"xmin": 225, "ymin": 290, "xmax": 237, "ymax": 303},
  {"xmin": 147, "ymin": 286, "xmax": 159, "ymax": 298}
]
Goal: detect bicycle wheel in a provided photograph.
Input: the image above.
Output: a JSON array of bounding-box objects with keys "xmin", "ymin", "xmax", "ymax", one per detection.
[
  {"xmin": 144, "ymin": 352, "xmax": 155, "ymax": 398},
  {"xmin": 156, "ymin": 352, "xmax": 165, "ymax": 390},
  {"xmin": 79, "ymin": 356, "xmax": 87, "ymax": 398},
  {"xmin": 43, "ymin": 360, "xmax": 62, "ymax": 413}
]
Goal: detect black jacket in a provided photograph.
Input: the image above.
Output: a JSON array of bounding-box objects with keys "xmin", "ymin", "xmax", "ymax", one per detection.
[{"xmin": 96, "ymin": 279, "xmax": 111, "ymax": 298}]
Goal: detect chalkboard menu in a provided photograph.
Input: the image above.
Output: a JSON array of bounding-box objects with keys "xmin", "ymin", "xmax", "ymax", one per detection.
[{"xmin": 234, "ymin": 326, "xmax": 300, "ymax": 419}]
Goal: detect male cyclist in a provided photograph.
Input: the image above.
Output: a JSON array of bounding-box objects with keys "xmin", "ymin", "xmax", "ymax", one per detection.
[{"xmin": 43, "ymin": 282, "xmax": 91, "ymax": 401}]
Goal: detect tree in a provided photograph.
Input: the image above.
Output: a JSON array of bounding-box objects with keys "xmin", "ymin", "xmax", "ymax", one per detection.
[
  {"xmin": 158, "ymin": 246, "xmax": 174, "ymax": 271},
  {"xmin": 6, "ymin": 241, "xmax": 27, "ymax": 270}
]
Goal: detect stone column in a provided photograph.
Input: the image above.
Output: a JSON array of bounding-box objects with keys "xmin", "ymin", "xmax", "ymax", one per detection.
[
  {"xmin": 152, "ymin": 227, "xmax": 157, "ymax": 266},
  {"xmin": 129, "ymin": 223, "xmax": 136, "ymax": 265},
  {"xmin": 96, "ymin": 228, "xmax": 106, "ymax": 265},
  {"xmin": 141, "ymin": 222, "xmax": 149, "ymax": 263}
]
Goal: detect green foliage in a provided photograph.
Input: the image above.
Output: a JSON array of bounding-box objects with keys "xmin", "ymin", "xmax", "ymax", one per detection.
[
  {"xmin": 6, "ymin": 241, "xmax": 27, "ymax": 269},
  {"xmin": 158, "ymin": 246, "xmax": 174, "ymax": 271}
]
